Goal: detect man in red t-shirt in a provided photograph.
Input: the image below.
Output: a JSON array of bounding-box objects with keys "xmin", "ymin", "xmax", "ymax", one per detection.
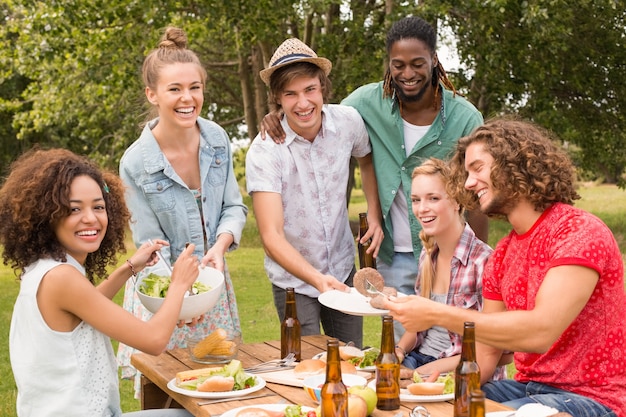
[{"xmin": 385, "ymin": 118, "xmax": 626, "ymax": 417}]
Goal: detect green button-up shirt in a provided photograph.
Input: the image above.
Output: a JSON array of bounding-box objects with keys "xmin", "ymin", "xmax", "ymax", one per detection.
[{"xmin": 342, "ymin": 81, "xmax": 483, "ymax": 265}]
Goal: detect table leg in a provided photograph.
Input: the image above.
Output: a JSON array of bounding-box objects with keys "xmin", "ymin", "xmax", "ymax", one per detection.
[{"xmin": 139, "ymin": 374, "xmax": 183, "ymax": 410}]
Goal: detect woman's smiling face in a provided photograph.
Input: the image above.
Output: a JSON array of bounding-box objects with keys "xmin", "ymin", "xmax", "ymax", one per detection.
[
  {"xmin": 411, "ymin": 173, "xmax": 460, "ymax": 237},
  {"xmin": 145, "ymin": 62, "xmax": 205, "ymax": 129},
  {"xmin": 53, "ymin": 175, "xmax": 108, "ymax": 264}
]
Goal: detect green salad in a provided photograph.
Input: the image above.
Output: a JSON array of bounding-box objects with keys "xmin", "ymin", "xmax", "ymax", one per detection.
[
  {"xmin": 348, "ymin": 347, "xmax": 380, "ymax": 368},
  {"xmin": 139, "ymin": 273, "xmax": 211, "ymax": 298}
]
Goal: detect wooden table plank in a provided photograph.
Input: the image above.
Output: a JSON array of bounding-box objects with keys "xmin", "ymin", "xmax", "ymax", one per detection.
[{"xmin": 130, "ymin": 335, "xmax": 514, "ymax": 417}]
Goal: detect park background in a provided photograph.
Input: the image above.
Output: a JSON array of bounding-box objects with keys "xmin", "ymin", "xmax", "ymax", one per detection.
[{"xmin": 1, "ymin": 0, "xmax": 625, "ymax": 415}]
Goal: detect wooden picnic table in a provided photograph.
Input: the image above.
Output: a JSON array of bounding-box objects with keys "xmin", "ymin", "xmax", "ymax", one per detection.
[{"xmin": 131, "ymin": 334, "xmax": 513, "ymax": 417}]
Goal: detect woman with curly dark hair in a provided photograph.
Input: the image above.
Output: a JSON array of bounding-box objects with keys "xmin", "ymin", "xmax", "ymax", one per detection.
[
  {"xmin": 1, "ymin": 148, "xmax": 197, "ymax": 416},
  {"xmin": 385, "ymin": 118, "xmax": 626, "ymax": 417}
]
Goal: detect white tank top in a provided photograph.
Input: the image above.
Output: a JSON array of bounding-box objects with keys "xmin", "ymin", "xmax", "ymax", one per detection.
[
  {"xmin": 9, "ymin": 257, "xmax": 122, "ymax": 417},
  {"xmin": 389, "ymin": 121, "xmax": 431, "ymax": 252}
]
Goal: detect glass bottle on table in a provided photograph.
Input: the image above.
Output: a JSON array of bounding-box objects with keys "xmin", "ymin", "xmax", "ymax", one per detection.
[
  {"xmin": 375, "ymin": 315, "xmax": 400, "ymax": 410},
  {"xmin": 454, "ymin": 321, "xmax": 481, "ymax": 417},
  {"xmin": 280, "ymin": 287, "xmax": 301, "ymax": 361},
  {"xmin": 469, "ymin": 389, "xmax": 486, "ymax": 417},
  {"xmin": 321, "ymin": 338, "xmax": 348, "ymax": 417},
  {"xmin": 357, "ymin": 212, "xmax": 376, "ymax": 269}
]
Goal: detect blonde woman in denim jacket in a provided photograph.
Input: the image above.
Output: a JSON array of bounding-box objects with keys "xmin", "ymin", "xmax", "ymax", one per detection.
[{"xmin": 116, "ymin": 27, "xmax": 247, "ymax": 396}]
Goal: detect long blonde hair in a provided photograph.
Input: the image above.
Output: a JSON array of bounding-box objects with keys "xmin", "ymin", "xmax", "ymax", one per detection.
[{"xmin": 412, "ymin": 158, "xmax": 464, "ymax": 299}]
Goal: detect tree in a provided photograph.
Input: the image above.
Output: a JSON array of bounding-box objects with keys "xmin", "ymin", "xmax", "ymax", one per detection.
[
  {"xmin": 422, "ymin": 0, "xmax": 626, "ymax": 185},
  {"xmin": 0, "ymin": 0, "xmax": 403, "ymax": 170},
  {"xmin": 4, "ymin": 0, "xmax": 623, "ymax": 186}
]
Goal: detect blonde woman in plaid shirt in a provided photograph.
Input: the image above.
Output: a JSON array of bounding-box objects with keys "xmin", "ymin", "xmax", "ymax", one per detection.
[{"xmin": 393, "ymin": 158, "xmax": 507, "ymax": 379}]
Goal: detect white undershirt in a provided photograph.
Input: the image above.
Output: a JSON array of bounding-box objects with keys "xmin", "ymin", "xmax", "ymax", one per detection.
[{"xmin": 389, "ymin": 120, "xmax": 431, "ymax": 252}]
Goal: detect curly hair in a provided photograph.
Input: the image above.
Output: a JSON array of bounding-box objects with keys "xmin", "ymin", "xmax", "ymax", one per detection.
[
  {"xmin": 267, "ymin": 62, "xmax": 332, "ymax": 113},
  {"xmin": 0, "ymin": 148, "xmax": 130, "ymax": 282},
  {"xmin": 382, "ymin": 16, "xmax": 456, "ymax": 103},
  {"xmin": 412, "ymin": 158, "xmax": 464, "ymax": 299},
  {"xmin": 447, "ymin": 117, "xmax": 580, "ymax": 215}
]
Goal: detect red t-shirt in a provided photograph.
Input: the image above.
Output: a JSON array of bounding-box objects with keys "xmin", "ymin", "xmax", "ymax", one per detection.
[{"xmin": 483, "ymin": 203, "xmax": 626, "ymax": 416}]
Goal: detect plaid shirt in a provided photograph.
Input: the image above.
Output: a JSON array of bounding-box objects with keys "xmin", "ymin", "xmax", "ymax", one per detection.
[{"xmin": 413, "ymin": 224, "xmax": 506, "ymax": 379}]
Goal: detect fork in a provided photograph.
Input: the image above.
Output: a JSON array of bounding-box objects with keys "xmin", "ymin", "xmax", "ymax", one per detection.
[
  {"xmin": 244, "ymin": 352, "xmax": 297, "ymax": 373},
  {"xmin": 365, "ymin": 278, "xmax": 388, "ymax": 298}
]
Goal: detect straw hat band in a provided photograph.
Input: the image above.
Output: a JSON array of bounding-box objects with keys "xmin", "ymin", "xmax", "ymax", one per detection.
[{"xmin": 271, "ymin": 53, "xmax": 318, "ymax": 67}]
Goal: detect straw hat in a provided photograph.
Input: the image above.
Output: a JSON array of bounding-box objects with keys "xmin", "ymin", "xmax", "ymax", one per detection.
[{"xmin": 260, "ymin": 38, "xmax": 332, "ymax": 85}]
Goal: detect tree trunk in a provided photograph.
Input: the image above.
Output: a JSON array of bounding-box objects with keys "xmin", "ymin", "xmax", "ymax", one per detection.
[{"xmin": 238, "ymin": 43, "xmax": 257, "ymax": 140}]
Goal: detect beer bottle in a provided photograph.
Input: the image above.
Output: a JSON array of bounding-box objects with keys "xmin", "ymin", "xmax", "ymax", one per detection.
[
  {"xmin": 375, "ymin": 315, "xmax": 400, "ymax": 410},
  {"xmin": 454, "ymin": 322, "xmax": 481, "ymax": 417},
  {"xmin": 321, "ymin": 339, "xmax": 348, "ymax": 417},
  {"xmin": 280, "ymin": 287, "xmax": 301, "ymax": 361},
  {"xmin": 357, "ymin": 213, "xmax": 376, "ymax": 269},
  {"xmin": 469, "ymin": 389, "xmax": 486, "ymax": 417}
]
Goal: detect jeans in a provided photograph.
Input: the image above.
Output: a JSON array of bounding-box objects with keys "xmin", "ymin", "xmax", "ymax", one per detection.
[
  {"xmin": 402, "ymin": 350, "xmax": 437, "ymax": 370},
  {"xmin": 272, "ymin": 269, "xmax": 363, "ymax": 348},
  {"xmin": 482, "ymin": 380, "xmax": 616, "ymax": 417},
  {"xmin": 377, "ymin": 252, "xmax": 418, "ymax": 342}
]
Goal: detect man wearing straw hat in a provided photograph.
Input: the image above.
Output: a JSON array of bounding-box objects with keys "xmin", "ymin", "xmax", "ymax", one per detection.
[{"xmin": 245, "ymin": 38, "xmax": 383, "ymax": 347}]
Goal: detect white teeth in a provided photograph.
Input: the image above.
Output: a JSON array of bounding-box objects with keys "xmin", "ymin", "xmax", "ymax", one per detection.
[
  {"xmin": 403, "ymin": 80, "xmax": 418, "ymax": 86},
  {"xmin": 176, "ymin": 107, "xmax": 194, "ymax": 114},
  {"xmin": 77, "ymin": 230, "xmax": 97, "ymax": 236},
  {"xmin": 477, "ymin": 190, "xmax": 487, "ymax": 199},
  {"xmin": 296, "ymin": 109, "xmax": 314, "ymax": 117},
  {"xmin": 420, "ymin": 216, "xmax": 436, "ymax": 223}
]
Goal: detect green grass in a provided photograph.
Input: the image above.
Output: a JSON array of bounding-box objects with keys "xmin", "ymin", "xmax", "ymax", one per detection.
[{"xmin": 2, "ymin": 184, "xmax": 626, "ymax": 415}]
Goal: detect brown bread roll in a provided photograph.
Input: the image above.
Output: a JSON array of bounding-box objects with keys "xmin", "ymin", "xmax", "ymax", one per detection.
[
  {"xmin": 406, "ymin": 382, "xmax": 445, "ymax": 395},
  {"xmin": 197, "ymin": 375, "xmax": 235, "ymax": 392}
]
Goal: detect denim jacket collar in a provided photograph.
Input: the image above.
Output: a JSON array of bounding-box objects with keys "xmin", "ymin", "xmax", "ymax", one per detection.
[{"xmin": 137, "ymin": 118, "xmax": 221, "ymax": 185}]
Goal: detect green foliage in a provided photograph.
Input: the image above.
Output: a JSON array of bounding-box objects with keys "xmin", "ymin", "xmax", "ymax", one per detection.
[
  {"xmin": 423, "ymin": 0, "xmax": 626, "ymax": 186},
  {"xmin": 0, "ymin": 0, "xmax": 415, "ymax": 170},
  {"xmin": 1, "ymin": 0, "xmax": 625, "ymax": 183}
]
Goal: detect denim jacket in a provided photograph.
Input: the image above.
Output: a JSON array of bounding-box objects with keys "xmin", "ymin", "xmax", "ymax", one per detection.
[{"xmin": 119, "ymin": 117, "xmax": 247, "ymax": 263}]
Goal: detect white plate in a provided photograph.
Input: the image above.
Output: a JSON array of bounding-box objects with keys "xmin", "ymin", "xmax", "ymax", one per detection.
[
  {"xmin": 312, "ymin": 349, "xmax": 377, "ymax": 372},
  {"xmin": 318, "ymin": 287, "xmax": 404, "ymax": 316},
  {"xmin": 166, "ymin": 375, "xmax": 266, "ymax": 398},
  {"xmin": 486, "ymin": 412, "xmax": 515, "ymax": 417},
  {"xmin": 221, "ymin": 404, "xmax": 313, "ymax": 417},
  {"xmin": 367, "ymin": 379, "xmax": 454, "ymax": 403}
]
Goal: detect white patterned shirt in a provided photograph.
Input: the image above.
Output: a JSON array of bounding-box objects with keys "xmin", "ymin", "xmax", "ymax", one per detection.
[{"xmin": 246, "ymin": 104, "xmax": 371, "ymax": 297}]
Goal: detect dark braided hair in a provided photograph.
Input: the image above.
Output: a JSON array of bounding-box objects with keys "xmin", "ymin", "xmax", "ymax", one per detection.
[{"xmin": 383, "ymin": 16, "xmax": 456, "ymax": 105}]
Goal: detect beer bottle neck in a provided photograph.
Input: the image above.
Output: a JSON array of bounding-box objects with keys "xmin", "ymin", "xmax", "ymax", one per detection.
[
  {"xmin": 381, "ymin": 317, "xmax": 395, "ymax": 352},
  {"xmin": 326, "ymin": 342, "xmax": 342, "ymax": 382},
  {"xmin": 460, "ymin": 325, "xmax": 476, "ymax": 361}
]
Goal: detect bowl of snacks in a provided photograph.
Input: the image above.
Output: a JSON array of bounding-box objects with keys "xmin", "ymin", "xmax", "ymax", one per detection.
[
  {"xmin": 302, "ymin": 373, "xmax": 367, "ymax": 403},
  {"xmin": 136, "ymin": 266, "xmax": 224, "ymax": 321},
  {"xmin": 186, "ymin": 328, "xmax": 242, "ymax": 364}
]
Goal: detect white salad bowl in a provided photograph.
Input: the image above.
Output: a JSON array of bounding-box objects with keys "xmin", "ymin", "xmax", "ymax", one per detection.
[{"xmin": 136, "ymin": 266, "xmax": 224, "ymax": 321}]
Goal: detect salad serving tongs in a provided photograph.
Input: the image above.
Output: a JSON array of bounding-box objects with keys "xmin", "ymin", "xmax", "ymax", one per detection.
[
  {"xmin": 148, "ymin": 239, "xmax": 196, "ymax": 297},
  {"xmin": 243, "ymin": 352, "xmax": 297, "ymax": 373}
]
